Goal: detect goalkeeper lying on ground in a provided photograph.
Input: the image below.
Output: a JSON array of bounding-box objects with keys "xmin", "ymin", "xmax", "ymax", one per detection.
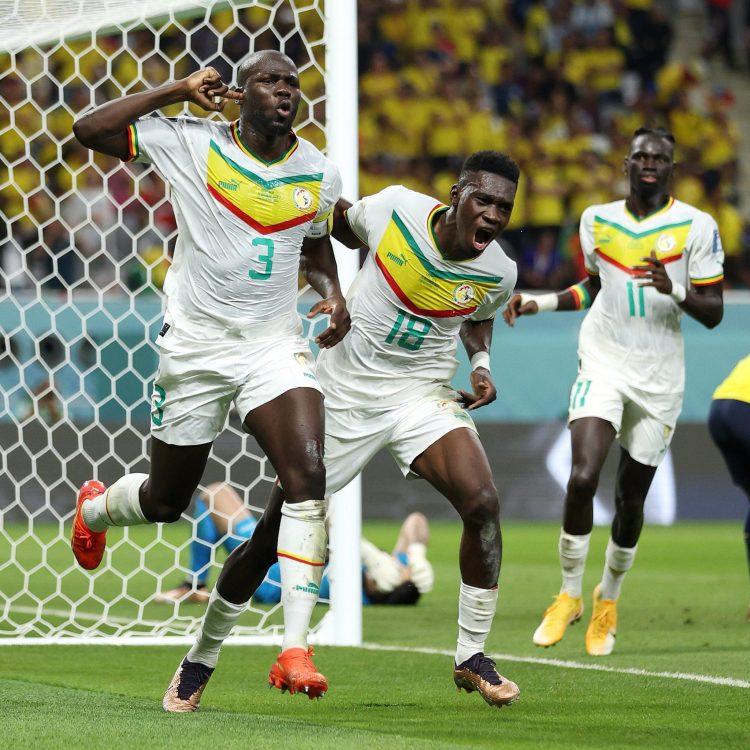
[{"xmin": 155, "ymin": 483, "xmax": 434, "ymax": 606}]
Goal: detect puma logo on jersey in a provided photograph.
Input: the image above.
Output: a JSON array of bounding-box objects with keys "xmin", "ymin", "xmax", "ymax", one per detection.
[
  {"xmin": 218, "ymin": 180, "xmax": 239, "ymax": 191},
  {"xmin": 386, "ymin": 251, "xmax": 405, "ymax": 266}
]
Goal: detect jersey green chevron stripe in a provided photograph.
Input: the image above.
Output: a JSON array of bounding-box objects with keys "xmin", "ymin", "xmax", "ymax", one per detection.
[
  {"xmin": 391, "ymin": 211, "xmax": 504, "ymax": 284},
  {"xmin": 209, "ymin": 141, "xmax": 323, "ymax": 188},
  {"xmin": 593, "ymin": 215, "xmax": 693, "ymax": 239},
  {"xmin": 428, "ymin": 205, "xmax": 450, "ymax": 258}
]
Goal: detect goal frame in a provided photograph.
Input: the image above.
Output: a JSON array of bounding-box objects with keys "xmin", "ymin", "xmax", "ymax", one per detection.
[{"xmin": 0, "ymin": 0, "xmax": 361, "ymax": 647}]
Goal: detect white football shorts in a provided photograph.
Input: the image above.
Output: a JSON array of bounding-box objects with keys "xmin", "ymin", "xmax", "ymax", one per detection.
[
  {"xmin": 149, "ymin": 309, "xmax": 321, "ymax": 446},
  {"xmin": 567, "ymin": 363, "xmax": 683, "ymax": 467},
  {"xmin": 322, "ymin": 383, "xmax": 478, "ymax": 494}
]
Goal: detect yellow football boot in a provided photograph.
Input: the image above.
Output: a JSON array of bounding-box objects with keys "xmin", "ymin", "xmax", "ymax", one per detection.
[
  {"xmin": 585, "ymin": 586, "xmax": 617, "ymax": 656},
  {"xmin": 532, "ymin": 592, "xmax": 583, "ymax": 647}
]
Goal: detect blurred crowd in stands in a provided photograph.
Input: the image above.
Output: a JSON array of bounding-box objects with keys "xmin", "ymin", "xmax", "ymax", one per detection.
[
  {"xmin": 357, "ymin": 0, "xmax": 749, "ymax": 287},
  {"xmin": 1, "ymin": 0, "xmax": 749, "ymax": 298}
]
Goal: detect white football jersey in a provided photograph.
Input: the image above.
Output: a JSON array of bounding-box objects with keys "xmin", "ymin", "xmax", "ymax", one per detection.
[
  {"xmin": 579, "ymin": 197, "xmax": 724, "ymax": 394},
  {"xmin": 316, "ymin": 185, "xmax": 517, "ymax": 407},
  {"xmin": 127, "ymin": 116, "xmax": 342, "ymax": 330}
]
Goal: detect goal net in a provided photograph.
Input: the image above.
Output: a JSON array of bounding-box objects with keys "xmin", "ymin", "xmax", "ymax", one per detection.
[{"xmin": 0, "ymin": 0, "xmax": 360, "ymax": 644}]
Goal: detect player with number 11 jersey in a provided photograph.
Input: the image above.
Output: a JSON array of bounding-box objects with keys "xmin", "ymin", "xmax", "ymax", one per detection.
[{"xmin": 505, "ymin": 128, "xmax": 724, "ymax": 658}]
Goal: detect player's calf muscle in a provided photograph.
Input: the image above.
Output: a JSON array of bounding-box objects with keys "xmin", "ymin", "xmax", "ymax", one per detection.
[
  {"xmin": 216, "ymin": 535, "xmax": 277, "ymax": 604},
  {"xmin": 458, "ymin": 485, "xmax": 501, "ymax": 587}
]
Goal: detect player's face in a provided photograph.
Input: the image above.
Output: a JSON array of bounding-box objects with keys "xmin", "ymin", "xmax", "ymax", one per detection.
[
  {"xmin": 453, "ymin": 172, "xmax": 516, "ymax": 256},
  {"xmin": 241, "ymin": 58, "xmax": 301, "ymax": 136},
  {"xmin": 624, "ymin": 134, "xmax": 674, "ymax": 197}
]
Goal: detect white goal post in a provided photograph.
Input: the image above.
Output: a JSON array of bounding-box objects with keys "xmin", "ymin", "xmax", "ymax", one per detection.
[{"xmin": 0, "ymin": 0, "xmax": 361, "ymax": 645}]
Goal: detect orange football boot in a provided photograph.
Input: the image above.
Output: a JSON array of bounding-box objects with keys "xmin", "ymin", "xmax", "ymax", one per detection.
[
  {"xmin": 268, "ymin": 646, "xmax": 328, "ymax": 699},
  {"xmin": 71, "ymin": 480, "xmax": 108, "ymax": 570}
]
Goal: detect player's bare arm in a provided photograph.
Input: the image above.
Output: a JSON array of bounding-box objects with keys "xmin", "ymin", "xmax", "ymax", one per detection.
[
  {"xmin": 457, "ymin": 318, "xmax": 497, "ymax": 410},
  {"xmin": 634, "ymin": 250, "xmax": 723, "ymax": 329},
  {"xmin": 300, "ymin": 234, "xmax": 351, "ymax": 348},
  {"xmin": 503, "ymin": 273, "xmax": 601, "ymax": 326},
  {"xmin": 331, "ymin": 197, "xmax": 366, "ymax": 248},
  {"xmin": 73, "ymin": 67, "xmax": 239, "ymax": 159}
]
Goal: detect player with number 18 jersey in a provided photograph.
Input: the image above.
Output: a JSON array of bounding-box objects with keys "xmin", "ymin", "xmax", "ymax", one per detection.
[{"xmin": 317, "ymin": 183, "xmax": 517, "ymax": 490}]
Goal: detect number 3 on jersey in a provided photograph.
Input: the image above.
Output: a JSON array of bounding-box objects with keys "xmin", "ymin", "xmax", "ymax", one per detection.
[
  {"xmin": 249, "ymin": 237, "xmax": 275, "ymax": 280},
  {"xmin": 385, "ymin": 310, "xmax": 432, "ymax": 351}
]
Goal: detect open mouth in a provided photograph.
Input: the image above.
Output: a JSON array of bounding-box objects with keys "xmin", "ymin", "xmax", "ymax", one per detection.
[
  {"xmin": 472, "ymin": 227, "xmax": 495, "ymax": 251},
  {"xmin": 276, "ymin": 101, "xmax": 292, "ymax": 116}
]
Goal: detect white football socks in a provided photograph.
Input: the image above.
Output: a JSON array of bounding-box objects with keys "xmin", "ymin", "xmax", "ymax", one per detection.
[
  {"xmin": 277, "ymin": 499, "xmax": 327, "ymax": 652},
  {"xmin": 598, "ymin": 538, "xmax": 637, "ymax": 600},
  {"xmin": 455, "ymin": 582, "xmax": 499, "ymax": 665},
  {"xmin": 82, "ymin": 473, "xmax": 148, "ymax": 532},
  {"xmin": 559, "ymin": 529, "xmax": 591, "ymax": 598},
  {"xmin": 187, "ymin": 588, "xmax": 247, "ymax": 668}
]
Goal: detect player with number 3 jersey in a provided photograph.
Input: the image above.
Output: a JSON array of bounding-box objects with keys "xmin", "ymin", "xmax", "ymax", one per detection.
[{"xmin": 69, "ymin": 49, "xmax": 349, "ymax": 627}]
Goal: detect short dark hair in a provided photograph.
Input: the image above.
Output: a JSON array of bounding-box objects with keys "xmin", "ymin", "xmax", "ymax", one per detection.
[
  {"xmin": 632, "ymin": 126, "xmax": 675, "ymax": 145},
  {"xmin": 459, "ymin": 150, "xmax": 520, "ymax": 185},
  {"xmin": 367, "ymin": 580, "xmax": 421, "ymax": 605}
]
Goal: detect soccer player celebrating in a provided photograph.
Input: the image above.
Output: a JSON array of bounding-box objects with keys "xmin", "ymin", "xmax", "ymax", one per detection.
[
  {"xmin": 504, "ymin": 128, "xmax": 724, "ymax": 656},
  {"xmin": 69, "ymin": 52, "xmax": 349, "ymax": 587},
  {"xmin": 164, "ymin": 151, "xmax": 521, "ymax": 711}
]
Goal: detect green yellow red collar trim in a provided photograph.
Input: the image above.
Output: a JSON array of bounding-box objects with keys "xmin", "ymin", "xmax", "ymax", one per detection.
[
  {"xmin": 230, "ymin": 121, "xmax": 298, "ymax": 166},
  {"xmin": 624, "ymin": 196, "xmax": 675, "ymax": 223}
]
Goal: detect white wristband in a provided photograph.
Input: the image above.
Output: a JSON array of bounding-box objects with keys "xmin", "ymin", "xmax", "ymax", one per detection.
[
  {"xmin": 470, "ymin": 351, "xmax": 491, "ymax": 372},
  {"xmin": 669, "ymin": 282, "xmax": 687, "ymax": 304},
  {"xmin": 520, "ymin": 292, "xmax": 558, "ymax": 312}
]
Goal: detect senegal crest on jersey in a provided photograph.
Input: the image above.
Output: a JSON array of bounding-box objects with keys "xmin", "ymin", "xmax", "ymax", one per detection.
[
  {"xmin": 374, "ymin": 210, "xmax": 502, "ymax": 318},
  {"xmin": 453, "ymin": 283, "xmax": 475, "ymax": 304},
  {"xmin": 206, "ymin": 140, "xmax": 323, "ymax": 234}
]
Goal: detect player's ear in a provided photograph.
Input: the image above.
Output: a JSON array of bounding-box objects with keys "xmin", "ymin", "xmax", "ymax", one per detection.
[{"xmin": 450, "ymin": 183, "xmax": 460, "ymax": 206}]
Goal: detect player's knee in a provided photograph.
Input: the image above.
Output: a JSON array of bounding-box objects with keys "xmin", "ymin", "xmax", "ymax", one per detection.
[
  {"xmin": 567, "ymin": 464, "xmax": 599, "ymax": 502},
  {"xmin": 141, "ymin": 482, "xmax": 192, "ymax": 523},
  {"xmin": 461, "ymin": 484, "xmax": 500, "ymax": 529},
  {"xmin": 279, "ymin": 451, "xmax": 326, "ymax": 500}
]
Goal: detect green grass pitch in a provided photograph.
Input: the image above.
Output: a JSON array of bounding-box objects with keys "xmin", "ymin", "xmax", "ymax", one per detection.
[{"xmin": 2, "ymin": 521, "xmax": 749, "ymax": 749}]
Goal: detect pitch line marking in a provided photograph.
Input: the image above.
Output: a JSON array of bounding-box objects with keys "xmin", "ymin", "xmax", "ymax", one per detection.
[
  {"xmin": 1, "ymin": 611, "xmax": 747, "ymax": 689},
  {"xmin": 360, "ymin": 642, "xmax": 750, "ymax": 689}
]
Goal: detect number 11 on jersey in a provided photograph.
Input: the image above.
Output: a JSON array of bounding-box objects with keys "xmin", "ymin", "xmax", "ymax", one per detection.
[{"xmin": 626, "ymin": 280, "xmax": 646, "ymax": 317}]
